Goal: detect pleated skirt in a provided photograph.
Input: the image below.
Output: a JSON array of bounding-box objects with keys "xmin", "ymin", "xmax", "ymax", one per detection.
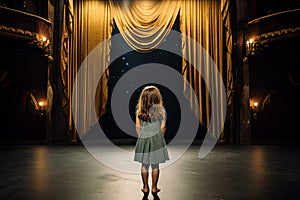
[{"xmin": 134, "ymin": 132, "xmax": 169, "ymax": 164}]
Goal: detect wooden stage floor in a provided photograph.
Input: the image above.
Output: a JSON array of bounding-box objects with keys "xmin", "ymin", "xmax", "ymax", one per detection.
[{"xmin": 0, "ymin": 143, "xmax": 299, "ymax": 200}]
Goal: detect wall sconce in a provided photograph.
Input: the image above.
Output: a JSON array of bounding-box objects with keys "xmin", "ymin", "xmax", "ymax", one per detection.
[
  {"xmin": 39, "ymin": 35, "xmax": 50, "ymax": 46},
  {"xmin": 29, "ymin": 93, "xmax": 47, "ymax": 117},
  {"xmin": 246, "ymin": 38, "xmax": 254, "ymax": 52},
  {"xmin": 42, "ymin": 36, "xmax": 47, "ymax": 42},
  {"xmin": 38, "ymin": 101, "xmax": 46, "ymax": 109},
  {"xmin": 253, "ymin": 101, "xmax": 259, "ymax": 107},
  {"xmin": 249, "ymin": 95, "xmax": 271, "ymax": 120},
  {"xmin": 246, "ymin": 38, "xmax": 253, "ymax": 48},
  {"xmin": 249, "ymin": 98, "xmax": 260, "ymax": 110},
  {"xmin": 249, "ymin": 98, "xmax": 260, "ymax": 120},
  {"xmin": 245, "ymin": 36, "xmax": 264, "ymax": 58},
  {"xmin": 38, "ymin": 100, "xmax": 46, "ymax": 117}
]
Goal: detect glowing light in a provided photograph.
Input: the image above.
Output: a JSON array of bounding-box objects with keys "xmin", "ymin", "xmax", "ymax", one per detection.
[
  {"xmin": 38, "ymin": 101, "xmax": 44, "ymax": 107},
  {"xmin": 246, "ymin": 38, "xmax": 254, "ymax": 49},
  {"xmin": 42, "ymin": 36, "xmax": 47, "ymax": 42},
  {"xmin": 250, "ymin": 98, "xmax": 260, "ymax": 110}
]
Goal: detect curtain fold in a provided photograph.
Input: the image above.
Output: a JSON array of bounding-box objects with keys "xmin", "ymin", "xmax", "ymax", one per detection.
[
  {"xmin": 109, "ymin": 0, "xmax": 180, "ymax": 52},
  {"xmin": 179, "ymin": 0, "xmax": 226, "ymax": 138},
  {"xmin": 70, "ymin": 0, "xmax": 112, "ymax": 137}
]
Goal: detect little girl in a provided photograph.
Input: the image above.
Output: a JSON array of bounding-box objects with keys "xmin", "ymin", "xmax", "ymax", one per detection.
[{"xmin": 134, "ymin": 85, "xmax": 169, "ymax": 200}]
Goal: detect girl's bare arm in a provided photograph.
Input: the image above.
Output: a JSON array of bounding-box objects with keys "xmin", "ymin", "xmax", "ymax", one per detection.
[
  {"xmin": 136, "ymin": 115, "xmax": 141, "ymax": 136},
  {"xmin": 160, "ymin": 119, "xmax": 166, "ymax": 136}
]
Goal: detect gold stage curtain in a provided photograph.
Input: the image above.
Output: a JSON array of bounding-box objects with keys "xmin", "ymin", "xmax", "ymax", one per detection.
[
  {"xmin": 70, "ymin": 0, "xmax": 112, "ymax": 137},
  {"xmin": 65, "ymin": 0, "xmax": 231, "ymax": 139},
  {"xmin": 110, "ymin": 0, "xmax": 229, "ymax": 137},
  {"xmin": 109, "ymin": 0, "xmax": 180, "ymax": 52},
  {"xmin": 179, "ymin": 0, "xmax": 227, "ymax": 138}
]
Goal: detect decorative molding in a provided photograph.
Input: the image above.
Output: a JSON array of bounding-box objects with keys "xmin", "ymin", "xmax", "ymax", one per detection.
[
  {"xmin": 29, "ymin": 36, "xmax": 53, "ymax": 62},
  {"xmin": 243, "ymin": 26, "xmax": 300, "ymax": 63},
  {"xmin": 248, "ymin": 9, "xmax": 300, "ymax": 26},
  {"xmin": 0, "ymin": 24, "xmax": 36, "ymax": 37},
  {"xmin": 0, "ymin": 24, "xmax": 53, "ymax": 61}
]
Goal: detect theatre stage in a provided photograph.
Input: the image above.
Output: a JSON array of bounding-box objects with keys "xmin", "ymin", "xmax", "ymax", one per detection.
[{"xmin": 0, "ymin": 143, "xmax": 299, "ymax": 200}]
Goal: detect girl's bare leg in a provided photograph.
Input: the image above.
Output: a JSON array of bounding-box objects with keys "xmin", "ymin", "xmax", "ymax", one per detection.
[
  {"xmin": 151, "ymin": 164, "xmax": 160, "ymax": 193},
  {"xmin": 141, "ymin": 163, "xmax": 150, "ymax": 192}
]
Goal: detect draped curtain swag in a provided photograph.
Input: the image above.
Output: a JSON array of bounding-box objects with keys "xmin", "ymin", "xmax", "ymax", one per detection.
[
  {"xmin": 110, "ymin": 0, "xmax": 180, "ymax": 52},
  {"xmin": 62, "ymin": 0, "xmax": 232, "ymax": 138}
]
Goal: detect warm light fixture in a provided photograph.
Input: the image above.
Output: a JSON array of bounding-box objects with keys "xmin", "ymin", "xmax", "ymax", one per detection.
[
  {"xmin": 38, "ymin": 101, "xmax": 44, "ymax": 107},
  {"xmin": 38, "ymin": 100, "xmax": 46, "ymax": 109},
  {"xmin": 249, "ymin": 98, "xmax": 260, "ymax": 119},
  {"xmin": 246, "ymin": 38, "xmax": 254, "ymax": 50},
  {"xmin": 38, "ymin": 100, "xmax": 46, "ymax": 117},
  {"xmin": 249, "ymin": 98, "xmax": 260, "ymax": 110},
  {"xmin": 42, "ymin": 36, "xmax": 47, "ymax": 42}
]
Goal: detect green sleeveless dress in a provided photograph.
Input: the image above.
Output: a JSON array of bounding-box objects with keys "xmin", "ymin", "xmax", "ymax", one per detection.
[{"xmin": 134, "ymin": 119, "xmax": 169, "ymax": 164}]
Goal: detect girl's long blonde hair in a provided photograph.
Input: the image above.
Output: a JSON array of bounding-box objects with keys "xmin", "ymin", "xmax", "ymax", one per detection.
[{"xmin": 136, "ymin": 85, "xmax": 165, "ymax": 122}]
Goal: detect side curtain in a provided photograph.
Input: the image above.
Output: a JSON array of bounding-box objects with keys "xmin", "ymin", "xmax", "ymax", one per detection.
[
  {"xmin": 221, "ymin": 0, "xmax": 234, "ymax": 142},
  {"xmin": 65, "ymin": 0, "xmax": 112, "ymax": 138},
  {"xmin": 179, "ymin": 0, "xmax": 226, "ymax": 139},
  {"xmin": 60, "ymin": 0, "xmax": 74, "ymax": 140}
]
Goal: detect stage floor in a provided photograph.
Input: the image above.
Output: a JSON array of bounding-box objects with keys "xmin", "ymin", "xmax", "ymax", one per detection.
[{"xmin": 0, "ymin": 143, "xmax": 299, "ymax": 200}]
